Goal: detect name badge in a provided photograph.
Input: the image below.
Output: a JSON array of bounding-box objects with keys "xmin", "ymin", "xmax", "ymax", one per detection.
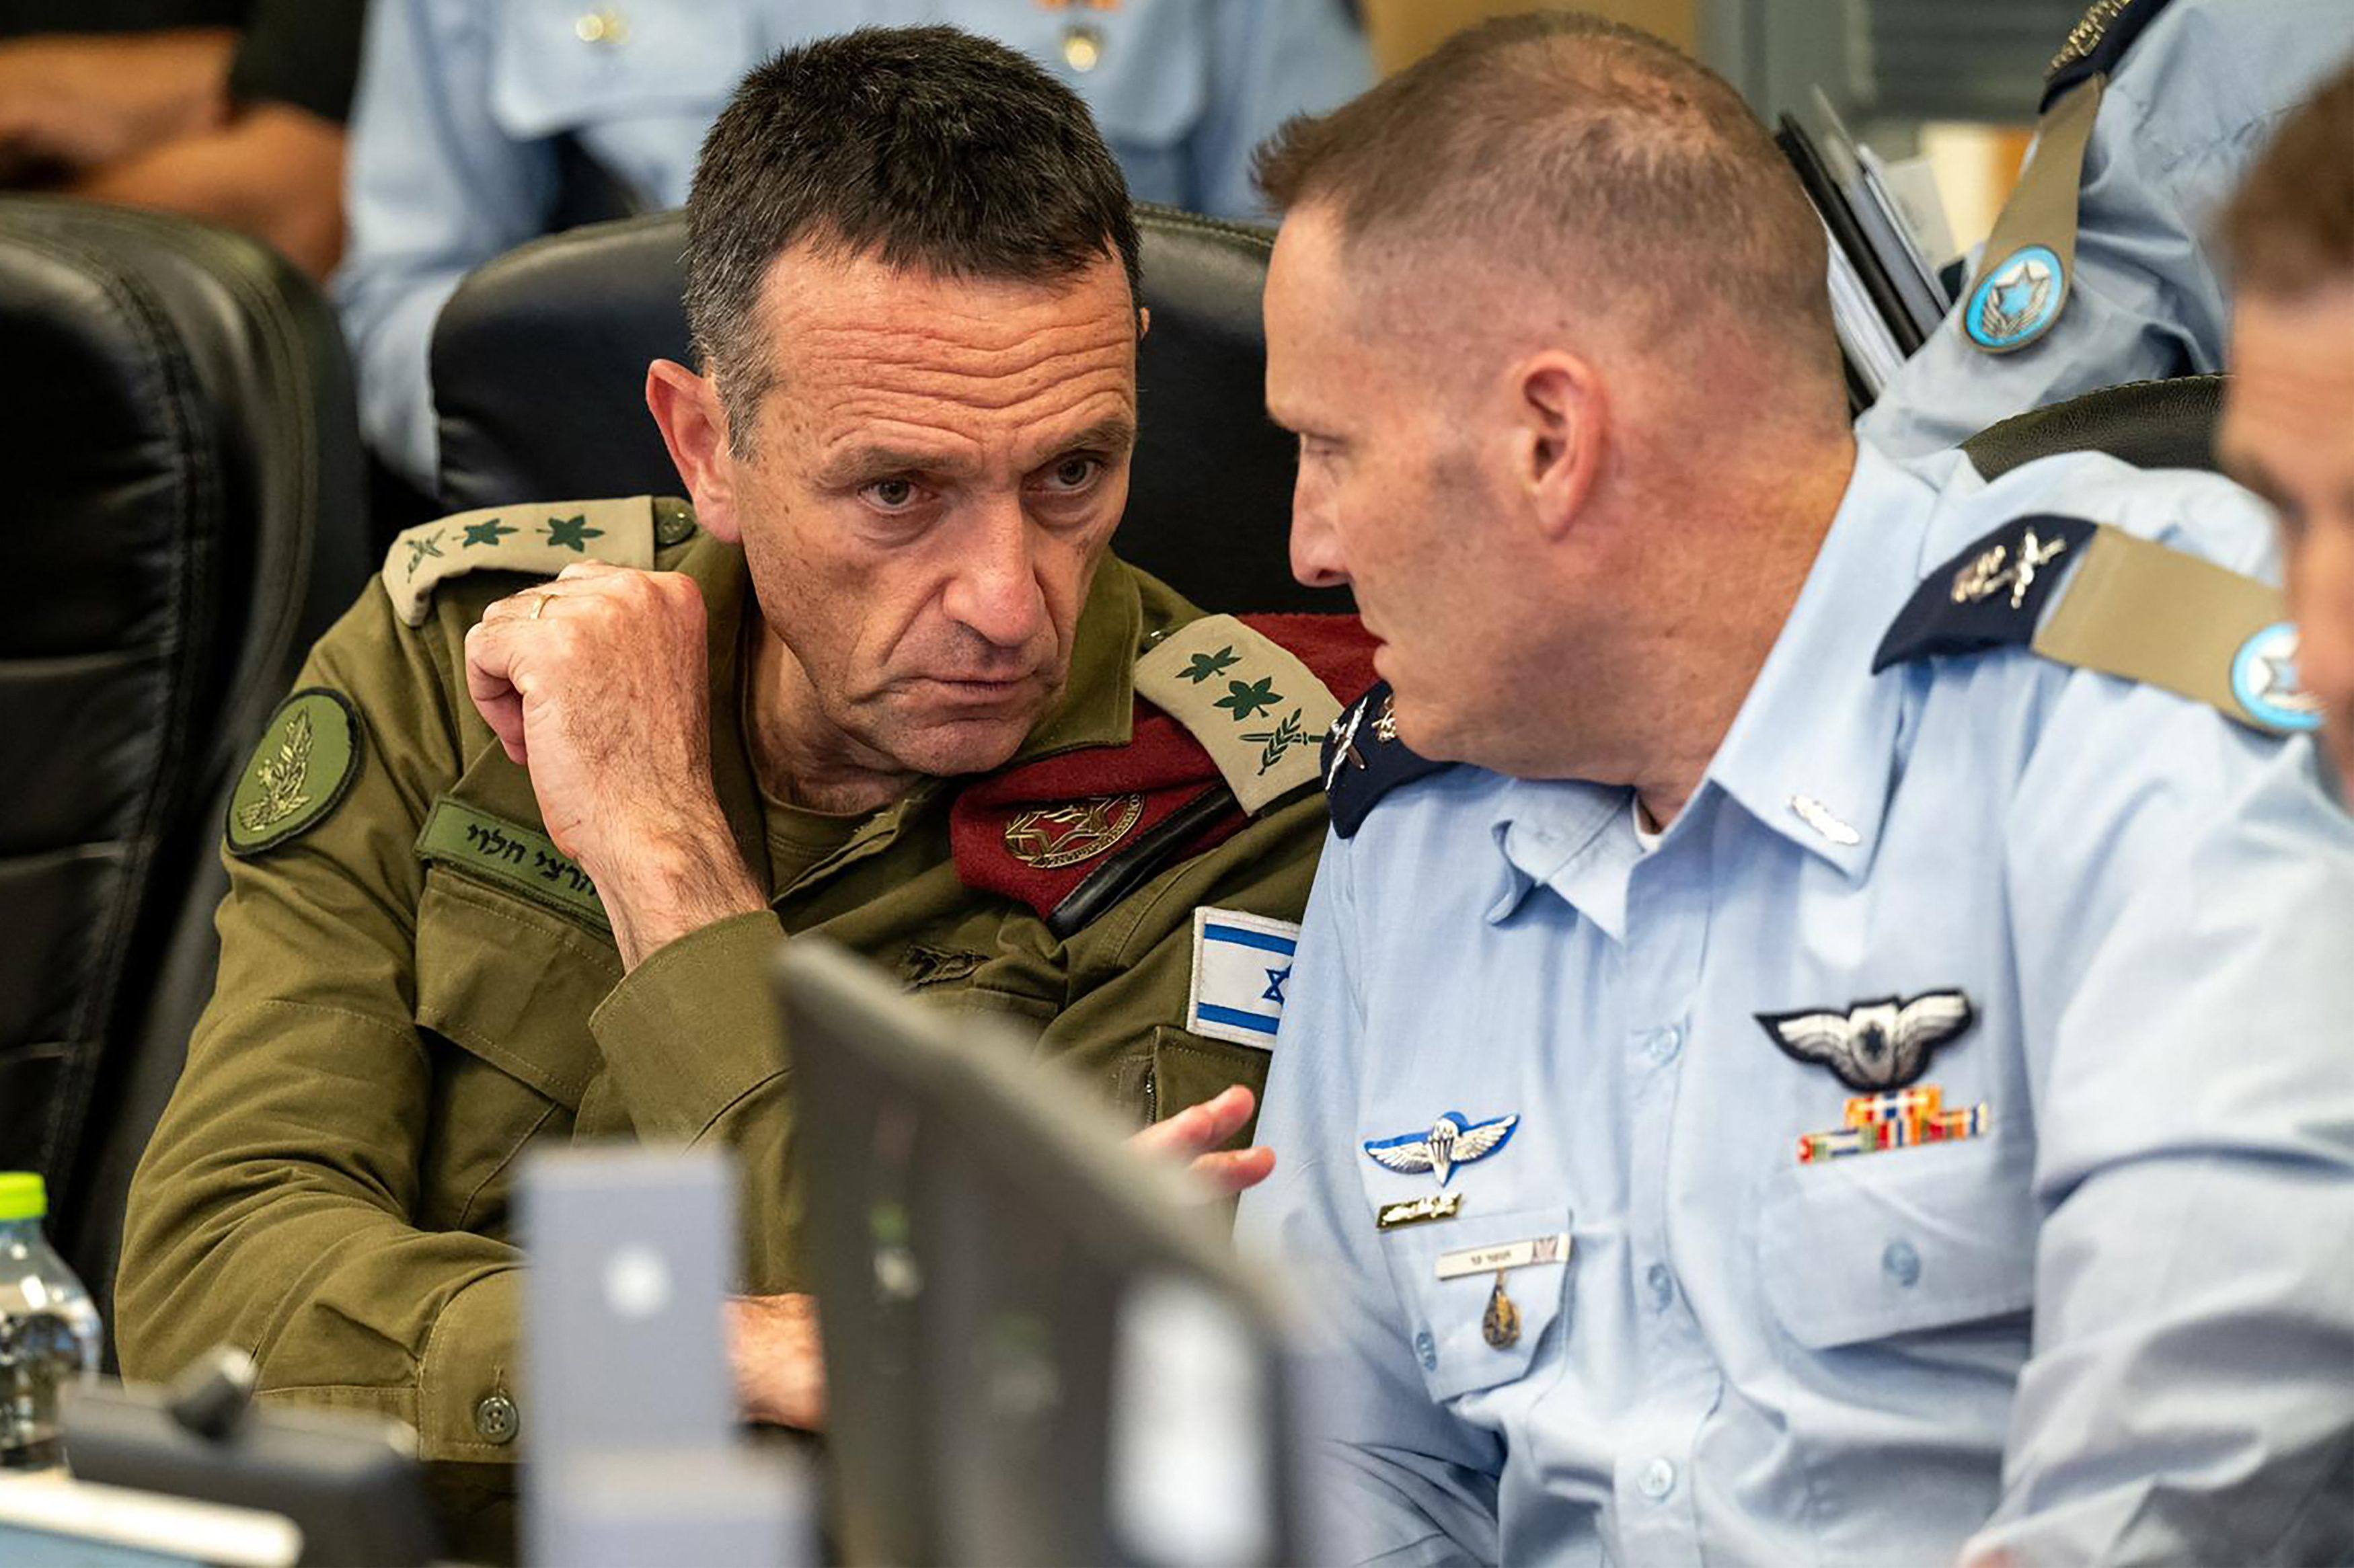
[{"xmin": 1435, "ymin": 1232, "xmax": 1572, "ymax": 1281}]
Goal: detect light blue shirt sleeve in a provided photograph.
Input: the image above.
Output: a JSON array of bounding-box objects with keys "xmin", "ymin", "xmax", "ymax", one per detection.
[
  {"xmin": 1237, "ymin": 838, "xmax": 1501, "ymax": 1568},
  {"xmin": 1858, "ymin": 0, "xmax": 2354, "ymax": 459},
  {"xmin": 1965, "ymin": 500, "xmax": 2354, "ymax": 1561},
  {"xmin": 334, "ymin": 0, "xmax": 563, "ymax": 492}
]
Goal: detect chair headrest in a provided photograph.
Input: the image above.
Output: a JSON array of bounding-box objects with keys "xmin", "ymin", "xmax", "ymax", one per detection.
[
  {"xmin": 433, "ymin": 206, "xmax": 1341, "ymax": 613},
  {"xmin": 1959, "ymin": 375, "xmax": 2224, "ymax": 480}
]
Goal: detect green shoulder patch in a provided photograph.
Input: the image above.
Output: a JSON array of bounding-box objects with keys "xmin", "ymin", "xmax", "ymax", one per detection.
[{"xmin": 226, "ymin": 688, "xmax": 364, "ymax": 857}]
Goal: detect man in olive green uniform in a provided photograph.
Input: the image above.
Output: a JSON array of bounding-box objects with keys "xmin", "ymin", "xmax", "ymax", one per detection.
[{"xmin": 116, "ymin": 26, "xmax": 1367, "ymax": 1555}]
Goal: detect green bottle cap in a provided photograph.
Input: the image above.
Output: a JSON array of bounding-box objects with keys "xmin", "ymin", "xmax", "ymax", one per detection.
[{"xmin": 0, "ymin": 1173, "xmax": 46, "ymax": 1222}]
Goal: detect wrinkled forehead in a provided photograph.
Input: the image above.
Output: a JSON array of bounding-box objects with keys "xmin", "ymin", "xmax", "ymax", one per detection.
[{"xmin": 751, "ymin": 246, "xmax": 1139, "ymax": 448}]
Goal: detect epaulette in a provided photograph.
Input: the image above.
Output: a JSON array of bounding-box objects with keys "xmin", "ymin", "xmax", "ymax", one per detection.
[
  {"xmin": 1320, "ymin": 680, "xmax": 1453, "ymax": 839},
  {"xmin": 2043, "ymin": 0, "xmax": 2174, "ymax": 110},
  {"xmin": 1959, "ymin": 0, "xmax": 2176, "ymax": 355},
  {"xmin": 1872, "ymin": 512, "xmax": 2321, "ymax": 736},
  {"xmin": 379, "ymin": 496, "xmax": 699, "ymax": 627},
  {"xmin": 950, "ymin": 614, "xmax": 1377, "ymax": 938}
]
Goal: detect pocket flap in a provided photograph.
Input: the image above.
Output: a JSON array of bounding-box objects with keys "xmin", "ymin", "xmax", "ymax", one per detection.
[
  {"xmin": 1759, "ymin": 1139, "xmax": 2037, "ymax": 1351},
  {"xmin": 488, "ymin": 1, "xmax": 757, "ymax": 139},
  {"xmin": 1378, "ymin": 1204, "xmax": 1575, "ymax": 1402},
  {"xmin": 414, "ymin": 871, "xmax": 621, "ymax": 1112}
]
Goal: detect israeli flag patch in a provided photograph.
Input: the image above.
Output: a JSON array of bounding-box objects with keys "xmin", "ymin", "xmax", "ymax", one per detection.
[{"xmin": 1186, "ymin": 907, "xmax": 1301, "ymax": 1050}]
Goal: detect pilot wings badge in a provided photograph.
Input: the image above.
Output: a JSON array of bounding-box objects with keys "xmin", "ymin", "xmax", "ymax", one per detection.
[
  {"xmin": 1757, "ymin": 990, "xmax": 1975, "ymax": 1092},
  {"xmin": 1363, "ymin": 1111, "xmax": 1520, "ymax": 1189}
]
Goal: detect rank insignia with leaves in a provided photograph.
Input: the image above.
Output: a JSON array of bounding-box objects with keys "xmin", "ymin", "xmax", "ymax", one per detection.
[
  {"xmin": 403, "ymin": 529, "xmax": 447, "ymax": 578},
  {"xmin": 1215, "ymin": 676, "xmax": 1282, "ymax": 721},
  {"xmin": 463, "ymin": 518, "xmax": 518, "ymax": 548},
  {"xmin": 1180, "ymin": 645, "xmax": 1242, "ymax": 684},
  {"xmin": 1239, "ymin": 707, "xmax": 1312, "ymax": 773},
  {"xmin": 543, "ymin": 514, "xmax": 603, "ymax": 551}
]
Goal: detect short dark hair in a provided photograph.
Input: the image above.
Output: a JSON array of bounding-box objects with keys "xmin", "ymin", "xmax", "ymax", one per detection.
[
  {"xmin": 2223, "ymin": 58, "xmax": 2354, "ymax": 300},
  {"xmin": 685, "ymin": 26, "xmax": 1142, "ymax": 447},
  {"xmin": 1255, "ymin": 13, "xmax": 1835, "ymax": 376}
]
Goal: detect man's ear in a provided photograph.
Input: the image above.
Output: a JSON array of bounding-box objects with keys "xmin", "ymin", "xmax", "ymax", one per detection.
[
  {"xmin": 1511, "ymin": 352, "xmax": 1605, "ymax": 542},
  {"xmin": 646, "ymin": 359, "xmax": 742, "ymax": 544}
]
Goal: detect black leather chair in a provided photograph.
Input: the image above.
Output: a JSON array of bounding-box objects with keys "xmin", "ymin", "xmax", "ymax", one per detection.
[
  {"xmin": 432, "ymin": 205, "xmax": 1344, "ymax": 615},
  {"xmin": 0, "ymin": 199, "xmax": 369, "ymax": 1345},
  {"xmin": 1960, "ymin": 375, "xmax": 2225, "ymax": 479}
]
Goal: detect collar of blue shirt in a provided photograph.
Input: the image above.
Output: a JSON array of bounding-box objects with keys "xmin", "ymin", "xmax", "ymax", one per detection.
[{"xmin": 1484, "ymin": 442, "xmax": 1946, "ymax": 933}]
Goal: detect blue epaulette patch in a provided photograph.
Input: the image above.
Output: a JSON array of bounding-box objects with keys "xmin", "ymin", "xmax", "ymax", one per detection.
[
  {"xmin": 1320, "ymin": 680, "xmax": 1452, "ymax": 839},
  {"xmin": 1872, "ymin": 513, "xmax": 2097, "ymax": 672}
]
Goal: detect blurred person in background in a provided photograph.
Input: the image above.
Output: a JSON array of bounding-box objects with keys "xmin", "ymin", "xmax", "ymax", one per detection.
[
  {"xmin": 1862, "ymin": 0, "xmax": 2354, "ymax": 458},
  {"xmin": 2218, "ymin": 59, "xmax": 2354, "ymax": 791},
  {"xmin": 0, "ymin": 0, "xmax": 367, "ymax": 278},
  {"xmin": 336, "ymin": 0, "xmax": 1371, "ymax": 498}
]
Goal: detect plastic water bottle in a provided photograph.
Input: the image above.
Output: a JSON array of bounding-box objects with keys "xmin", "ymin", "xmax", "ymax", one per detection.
[{"xmin": 0, "ymin": 1173, "xmax": 101, "ymax": 1471}]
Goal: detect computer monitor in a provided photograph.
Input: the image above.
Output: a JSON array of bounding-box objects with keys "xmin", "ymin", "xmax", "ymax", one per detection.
[
  {"xmin": 777, "ymin": 937, "xmax": 1305, "ymax": 1567},
  {"xmin": 0, "ymin": 1469, "xmax": 301, "ymax": 1568},
  {"xmin": 57, "ymin": 1377, "xmax": 439, "ymax": 1568}
]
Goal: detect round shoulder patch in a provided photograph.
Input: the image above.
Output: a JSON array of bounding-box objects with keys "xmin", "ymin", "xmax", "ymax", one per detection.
[
  {"xmin": 2230, "ymin": 621, "xmax": 2324, "ymax": 733},
  {"xmin": 1965, "ymin": 244, "xmax": 2066, "ymax": 352},
  {"xmin": 225, "ymin": 688, "xmax": 365, "ymax": 857}
]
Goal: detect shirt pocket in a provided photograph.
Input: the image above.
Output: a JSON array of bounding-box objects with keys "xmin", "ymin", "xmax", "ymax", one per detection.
[
  {"xmin": 990, "ymin": 2, "xmax": 1206, "ymax": 151},
  {"xmin": 487, "ymin": 0, "xmax": 759, "ymax": 140},
  {"xmin": 412, "ymin": 868, "xmax": 618, "ymax": 1116},
  {"xmin": 1143, "ymin": 1023, "xmax": 1270, "ymax": 1136},
  {"xmin": 1377, "ymin": 1203, "xmax": 1576, "ymax": 1403},
  {"xmin": 1757, "ymin": 1138, "xmax": 2037, "ymax": 1351}
]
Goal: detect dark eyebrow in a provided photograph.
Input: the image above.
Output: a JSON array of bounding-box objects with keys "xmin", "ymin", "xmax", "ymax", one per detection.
[
  {"xmin": 814, "ymin": 444, "xmax": 963, "ymax": 490},
  {"xmin": 1038, "ymin": 416, "xmax": 1138, "ymax": 463}
]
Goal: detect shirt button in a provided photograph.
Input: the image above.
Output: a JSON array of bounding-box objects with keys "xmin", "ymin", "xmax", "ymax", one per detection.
[
  {"xmin": 1645, "ymin": 1262, "xmax": 1675, "ymax": 1310},
  {"xmin": 1883, "ymin": 1240, "xmax": 1922, "ymax": 1288},
  {"xmin": 1645, "ymin": 1024, "xmax": 1683, "ymax": 1064},
  {"xmin": 1639, "ymin": 1457, "xmax": 1676, "ymax": 1500},
  {"xmin": 473, "ymin": 1392, "xmax": 520, "ymax": 1444},
  {"xmin": 1414, "ymin": 1329, "xmax": 1437, "ymax": 1371}
]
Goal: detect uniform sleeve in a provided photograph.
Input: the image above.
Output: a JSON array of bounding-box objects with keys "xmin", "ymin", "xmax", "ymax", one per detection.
[
  {"xmin": 116, "ymin": 587, "xmax": 528, "ymax": 1468},
  {"xmin": 334, "ymin": 0, "xmax": 559, "ymax": 490},
  {"xmin": 586, "ymin": 910, "xmax": 802, "ymax": 1292},
  {"xmin": 1233, "ymin": 832, "xmax": 1502, "ymax": 1568},
  {"xmin": 1968, "ymin": 684, "xmax": 2354, "ymax": 1562},
  {"xmin": 1187, "ymin": 0, "xmax": 1371, "ymax": 221},
  {"xmin": 1856, "ymin": 106, "xmax": 2215, "ymax": 461}
]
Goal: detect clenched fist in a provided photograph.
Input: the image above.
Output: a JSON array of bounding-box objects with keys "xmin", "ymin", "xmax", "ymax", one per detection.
[{"xmin": 464, "ymin": 561, "xmax": 765, "ymax": 967}]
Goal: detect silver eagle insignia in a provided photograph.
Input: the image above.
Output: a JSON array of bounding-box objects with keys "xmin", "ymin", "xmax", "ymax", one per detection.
[
  {"xmin": 1363, "ymin": 1111, "xmax": 1520, "ymax": 1189},
  {"xmin": 1756, "ymin": 991, "xmax": 1975, "ymax": 1092}
]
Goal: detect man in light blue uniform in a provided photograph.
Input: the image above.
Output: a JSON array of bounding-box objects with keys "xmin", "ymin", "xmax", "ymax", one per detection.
[
  {"xmin": 336, "ymin": 0, "xmax": 1370, "ymax": 492},
  {"xmin": 1861, "ymin": 0, "xmax": 2354, "ymax": 459},
  {"xmin": 1241, "ymin": 15, "xmax": 2354, "ymax": 1565}
]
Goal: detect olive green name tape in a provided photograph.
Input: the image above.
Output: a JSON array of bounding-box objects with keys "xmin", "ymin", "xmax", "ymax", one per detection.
[
  {"xmin": 2035, "ymin": 525, "xmax": 2298, "ymax": 733},
  {"xmin": 1134, "ymin": 615, "xmax": 1342, "ymax": 814},
  {"xmin": 415, "ymin": 799, "xmax": 610, "ymax": 932}
]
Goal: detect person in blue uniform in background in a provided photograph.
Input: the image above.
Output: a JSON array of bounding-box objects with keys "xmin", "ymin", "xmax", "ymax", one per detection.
[
  {"xmin": 1238, "ymin": 15, "xmax": 2354, "ymax": 1565},
  {"xmin": 2217, "ymin": 61, "xmax": 2354, "ymax": 793},
  {"xmin": 1862, "ymin": 0, "xmax": 2354, "ymax": 458},
  {"xmin": 335, "ymin": 0, "xmax": 1370, "ymax": 494}
]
